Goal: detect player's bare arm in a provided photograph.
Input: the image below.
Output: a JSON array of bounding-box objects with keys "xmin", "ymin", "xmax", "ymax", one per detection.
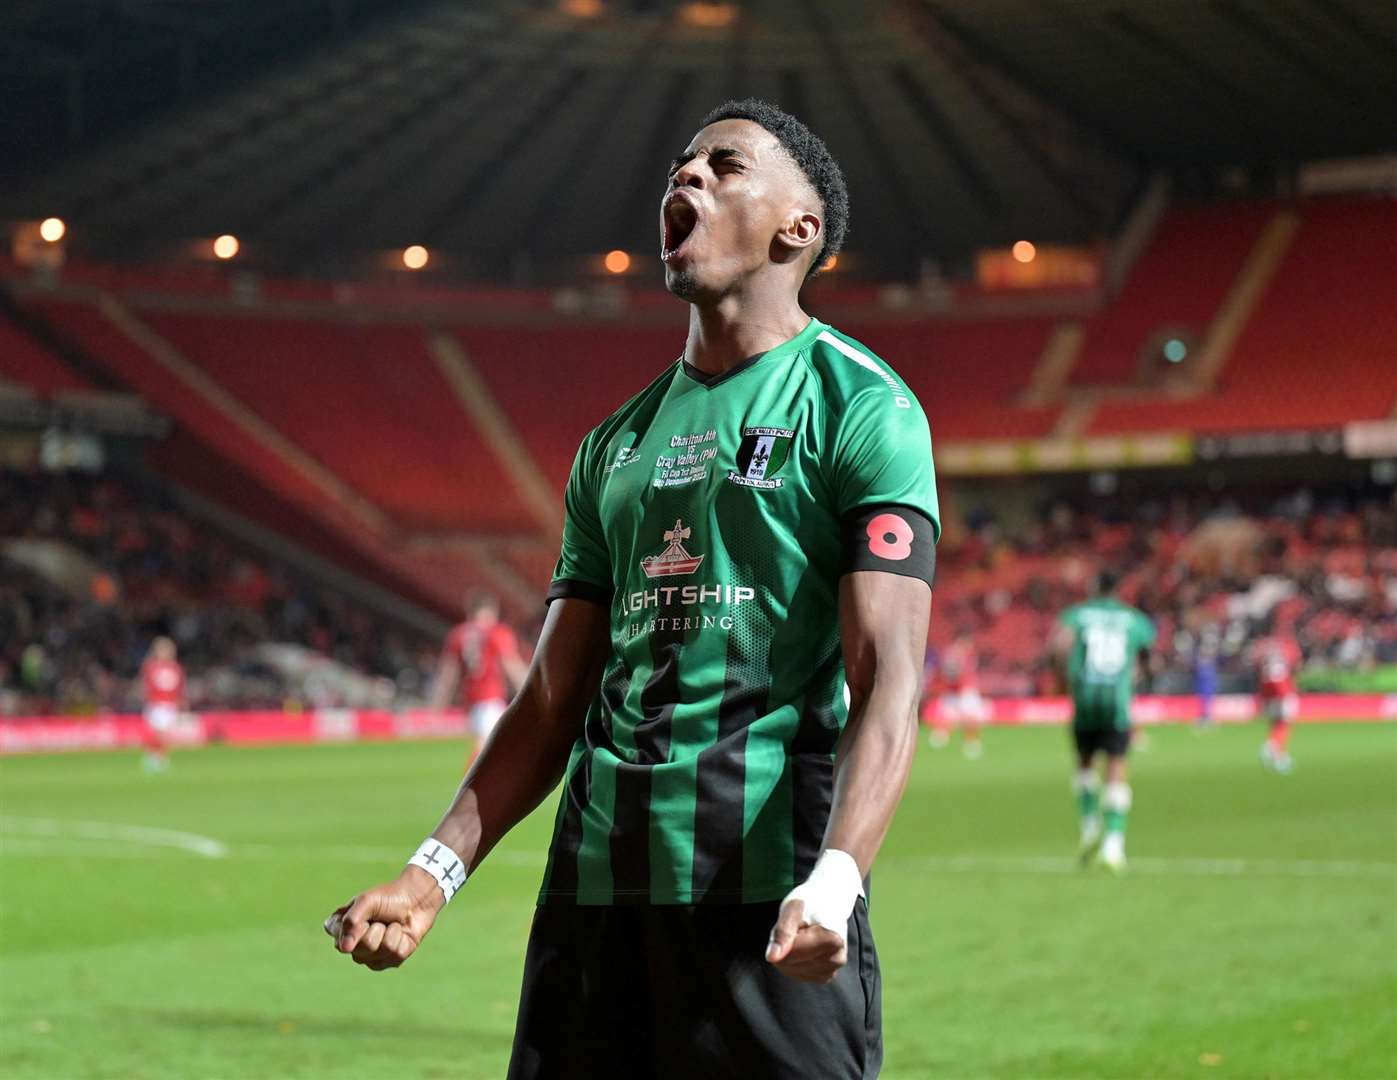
[
  {"xmin": 767, "ymin": 569, "xmax": 931, "ymax": 983},
  {"xmin": 325, "ymin": 597, "xmax": 609, "ymax": 969}
]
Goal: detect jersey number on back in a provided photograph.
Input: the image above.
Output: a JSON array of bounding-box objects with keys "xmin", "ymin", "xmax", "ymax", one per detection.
[{"xmin": 1084, "ymin": 626, "xmax": 1128, "ymax": 678}]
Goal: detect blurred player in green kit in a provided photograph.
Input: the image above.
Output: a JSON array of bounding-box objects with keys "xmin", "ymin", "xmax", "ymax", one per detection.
[{"xmin": 1053, "ymin": 570, "xmax": 1156, "ymax": 873}]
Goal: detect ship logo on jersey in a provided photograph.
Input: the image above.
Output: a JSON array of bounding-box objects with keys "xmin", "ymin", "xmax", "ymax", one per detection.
[
  {"xmin": 640, "ymin": 519, "xmax": 706, "ymax": 578},
  {"xmin": 728, "ymin": 426, "xmax": 795, "ymax": 489}
]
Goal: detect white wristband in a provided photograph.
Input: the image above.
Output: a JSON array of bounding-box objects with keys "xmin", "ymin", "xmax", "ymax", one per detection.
[
  {"xmin": 406, "ymin": 839, "xmax": 467, "ymax": 904},
  {"xmin": 779, "ymin": 849, "xmax": 866, "ymax": 943}
]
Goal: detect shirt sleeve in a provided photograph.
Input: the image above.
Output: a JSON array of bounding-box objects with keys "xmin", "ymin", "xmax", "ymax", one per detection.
[
  {"xmin": 831, "ymin": 387, "xmax": 940, "ymax": 541},
  {"xmin": 546, "ymin": 434, "xmax": 613, "ymax": 607}
]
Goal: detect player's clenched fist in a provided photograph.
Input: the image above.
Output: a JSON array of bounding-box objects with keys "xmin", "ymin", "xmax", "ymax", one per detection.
[
  {"xmin": 324, "ymin": 866, "xmax": 444, "ymax": 972},
  {"xmin": 764, "ymin": 848, "xmax": 864, "ymax": 983},
  {"xmin": 765, "ymin": 897, "xmax": 848, "ymax": 984}
]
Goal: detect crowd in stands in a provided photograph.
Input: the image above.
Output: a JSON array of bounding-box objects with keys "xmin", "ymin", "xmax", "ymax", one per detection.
[
  {"xmin": 0, "ymin": 469, "xmax": 436, "ymax": 714},
  {"xmin": 4, "ymin": 465, "xmax": 1394, "ymax": 715},
  {"xmin": 936, "ymin": 486, "xmax": 1397, "ymax": 696}
]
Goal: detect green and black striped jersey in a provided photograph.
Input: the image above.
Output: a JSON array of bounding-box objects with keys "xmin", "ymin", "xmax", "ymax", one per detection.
[
  {"xmin": 1059, "ymin": 598, "xmax": 1157, "ymax": 730},
  {"xmin": 543, "ymin": 317, "xmax": 939, "ymax": 905}
]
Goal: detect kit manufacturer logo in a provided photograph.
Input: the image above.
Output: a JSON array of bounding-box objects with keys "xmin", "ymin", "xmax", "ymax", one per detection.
[{"xmin": 605, "ymin": 437, "xmax": 642, "ymax": 473}]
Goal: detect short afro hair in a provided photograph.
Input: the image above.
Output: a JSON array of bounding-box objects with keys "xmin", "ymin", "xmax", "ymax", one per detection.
[{"xmin": 698, "ymin": 98, "xmax": 848, "ymax": 280}]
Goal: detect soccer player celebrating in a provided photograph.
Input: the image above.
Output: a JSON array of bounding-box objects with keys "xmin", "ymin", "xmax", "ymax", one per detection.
[
  {"xmin": 1251, "ymin": 629, "xmax": 1301, "ymax": 773},
  {"xmin": 428, "ymin": 590, "xmax": 527, "ymax": 762},
  {"xmin": 1054, "ymin": 571, "xmax": 1156, "ymax": 873},
  {"xmin": 324, "ymin": 99, "xmax": 938, "ymax": 1077},
  {"xmin": 139, "ymin": 636, "xmax": 184, "ymax": 773}
]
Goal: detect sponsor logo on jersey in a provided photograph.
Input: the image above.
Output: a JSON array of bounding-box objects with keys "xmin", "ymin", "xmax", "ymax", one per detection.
[
  {"xmin": 619, "ymin": 581, "xmax": 758, "ymax": 639},
  {"xmin": 728, "ymin": 426, "xmax": 794, "ymax": 489},
  {"xmin": 640, "ymin": 519, "xmax": 705, "ymax": 578}
]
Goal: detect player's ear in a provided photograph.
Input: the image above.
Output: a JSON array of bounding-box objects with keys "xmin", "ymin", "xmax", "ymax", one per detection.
[{"xmin": 773, "ymin": 208, "xmax": 822, "ymax": 259}]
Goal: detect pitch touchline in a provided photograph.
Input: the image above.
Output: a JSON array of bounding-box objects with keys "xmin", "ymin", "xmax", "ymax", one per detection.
[
  {"xmin": 0, "ymin": 816, "xmax": 227, "ymax": 858},
  {"xmin": 232, "ymin": 843, "xmax": 548, "ymax": 867},
  {"xmin": 1, "ymin": 823, "xmax": 1390, "ymax": 881},
  {"xmin": 0, "ymin": 823, "xmax": 540, "ymax": 867}
]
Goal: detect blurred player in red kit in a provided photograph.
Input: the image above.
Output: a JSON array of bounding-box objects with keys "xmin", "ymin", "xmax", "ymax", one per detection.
[
  {"xmin": 140, "ymin": 636, "xmax": 184, "ymax": 773},
  {"xmin": 922, "ymin": 634, "xmax": 987, "ymax": 757},
  {"xmin": 1252, "ymin": 631, "xmax": 1301, "ymax": 773},
  {"xmin": 429, "ymin": 591, "xmax": 528, "ymax": 764}
]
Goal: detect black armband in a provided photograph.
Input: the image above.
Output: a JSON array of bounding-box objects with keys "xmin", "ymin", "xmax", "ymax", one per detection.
[
  {"xmin": 544, "ymin": 578, "xmax": 613, "ymax": 608},
  {"xmin": 840, "ymin": 505, "xmax": 936, "ymax": 586}
]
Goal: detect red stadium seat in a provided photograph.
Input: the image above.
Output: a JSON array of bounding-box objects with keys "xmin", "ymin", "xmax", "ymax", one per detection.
[
  {"xmin": 0, "ymin": 314, "xmax": 88, "ymax": 395},
  {"xmin": 450, "ymin": 324, "xmax": 684, "ymax": 491},
  {"xmin": 142, "ymin": 312, "xmax": 535, "ymax": 533},
  {"xmin": 1070, "ymin": 202, "xmax": 1274, "ymax": 387},
  {"xmin": 1088, "ymin": 198, "xmax": 1397, "ymax": 434},
  {"xmin": 811, "ymin": 318, "xmax": 1062, "ymax": 441}
]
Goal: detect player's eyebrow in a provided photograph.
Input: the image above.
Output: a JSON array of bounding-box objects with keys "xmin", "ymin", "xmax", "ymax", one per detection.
[{"xmin": 667, "ymin": 146, "xmax": 749, "ymax": 175}]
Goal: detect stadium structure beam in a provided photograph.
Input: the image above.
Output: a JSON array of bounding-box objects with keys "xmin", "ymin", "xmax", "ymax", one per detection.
[
  {"xmin": 892, "ymin": 3, "xmax": 1104, "ymax": 229},
  {"xmin": 795, "ymin": 0, "xmax": 941, "ymax": 257},
  {"xmin": 924, "ymin": 3, "xmax": 1143, "ymax": 166}
]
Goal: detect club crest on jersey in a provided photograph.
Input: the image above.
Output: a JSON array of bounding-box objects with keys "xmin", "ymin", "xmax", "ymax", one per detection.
[
  {"xmin": 640, "ymin": 519, "xmax": 705, "ymax": 578},
  {"xmin": 728, "ymin": 426, "xmax": 794, "ymax": 489}
]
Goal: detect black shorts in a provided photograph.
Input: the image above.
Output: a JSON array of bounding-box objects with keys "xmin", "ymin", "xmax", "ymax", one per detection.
[
  {"xmin": 507, "ymin": 900, "xmax": 882, "ymax": 1079},
  {"xmin": 1073, "ymin": 725, "xmax": 1131, "ymax": 759}
]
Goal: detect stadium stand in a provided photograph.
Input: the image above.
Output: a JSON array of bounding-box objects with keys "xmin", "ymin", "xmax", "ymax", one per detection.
[
  {"xmin": 1068, "ymin": 202, "xmax": 1275, "ymax": 387},
  {"xmin": 141, "ymin": 313, "xmax": 535, "ymax": 533},
  {"xmin": 451, "ymin": 324, "xmax": 690, "ymax": 491},
  {"xmin": 933, "ymin": 488, "xmax": 1397, "ymax": 696},
  {"xmin": 1086, "ymin": 197, "xmax": 1397, "ymax": 433},
  {"xmin": 0, "ymin": 310, "xmax": 87, "ymax": 395},
  {"xmin": 0, "ymin": 469, "xmax": 437, "ymax": 715},
  {"xmin": 10, "ymin": 297, "xmax": 513, "ymax": 616},
  {"xmin": 841, "ymin": 317, "xmax": 1062, "ymax": 440},
  {"xmin": 3, "ymin": 194, "xmax": 1394, "ymax": 717}
]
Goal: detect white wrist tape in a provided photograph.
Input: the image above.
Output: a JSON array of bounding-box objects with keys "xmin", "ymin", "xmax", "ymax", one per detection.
[
  {"xmin": 780, "ymin": 849, "xmax": 866, "ymax": 943},
  {"xmin": 406, "ymin": 838, "xmax": 467, "ymax": 903}
]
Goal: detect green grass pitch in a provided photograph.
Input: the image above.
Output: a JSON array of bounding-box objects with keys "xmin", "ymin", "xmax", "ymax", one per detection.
[{"xmin": 2, "ymin": 722, "xmax": 1393, "ymax": 1079}]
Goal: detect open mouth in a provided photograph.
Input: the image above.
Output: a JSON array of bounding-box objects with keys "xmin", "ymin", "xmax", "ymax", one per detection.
[{"xmin": 661, "ymin": 195, "xmax": 700, "ymax": 262}]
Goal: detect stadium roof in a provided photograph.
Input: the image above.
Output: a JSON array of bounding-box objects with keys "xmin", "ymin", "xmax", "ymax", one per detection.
[{"xmin": 2, "ymin": 0, "xmax": 1394, "ymax": 279}]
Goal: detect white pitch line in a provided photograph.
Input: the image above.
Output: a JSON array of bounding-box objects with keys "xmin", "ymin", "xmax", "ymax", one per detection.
[
  {"xmin": 0, "ymin": 837, "xmax": 185, "ymax": 860},
  {"xmin": 0, "ymin": 816, "xmax": 227, "ymax": 858},
  {"xmin": 0, "ymin": 829, "xmax": 547, "ymax": 868},
  {"xmin": 1, "ymin": 821, "xmax": 1388, "ymax": 881},
  {"xmin": 883, "ymin": 853, "xmax": 1397, "ymax": 880},
  {"xmin": 232, "ymin": 843, "xmax": 547, "ymax": 868}
]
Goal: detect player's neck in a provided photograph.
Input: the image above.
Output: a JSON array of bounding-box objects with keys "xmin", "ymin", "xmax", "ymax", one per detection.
[{"xmin": 683, "ymin": 287, "xmax": 809, "ymax": 378}]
